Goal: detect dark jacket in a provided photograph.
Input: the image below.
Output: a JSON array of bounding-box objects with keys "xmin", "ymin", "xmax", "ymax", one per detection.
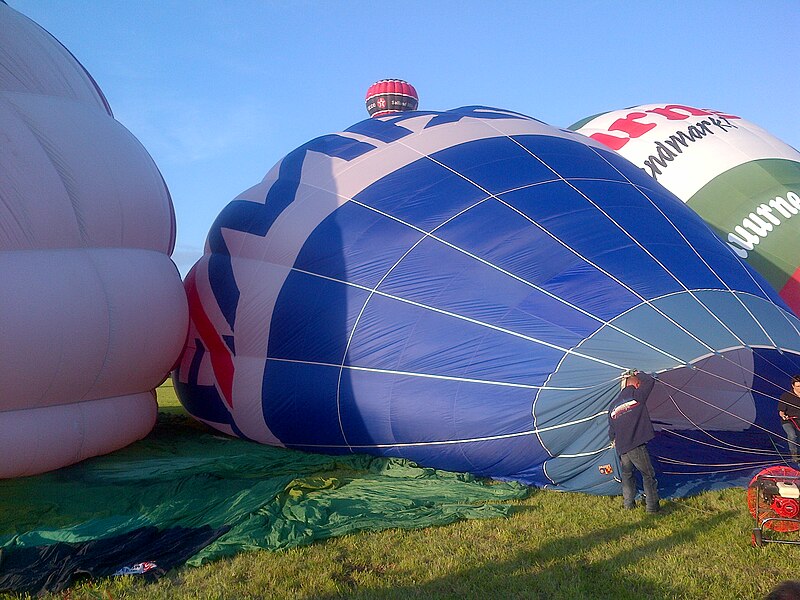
[
  {"xmin": 608, "ymin": 373, "xmax": 656, "ymax": 456},
  {"xmin": 779, "ymin": 391, "xmax": 800, "ymax": 418}
]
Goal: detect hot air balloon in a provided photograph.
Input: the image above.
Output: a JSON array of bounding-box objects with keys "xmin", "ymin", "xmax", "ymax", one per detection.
[
  {"xmin": 176, "ymin": 105, "xmax": 800, "ymax": 496},
  {"xmin": 0, "ymin": 3, "xmax": 188, "ymax": 477},
  {"xmin": 571, "ymin": 104, "xmax": 800, "ymax": 316},
  {"xmin": 365, "ymin": 79, "xmax": 418, "ymax": 118}
]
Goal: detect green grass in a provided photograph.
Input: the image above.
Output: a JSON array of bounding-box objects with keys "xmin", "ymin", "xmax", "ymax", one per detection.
[{"xmin": 3, "ymin": 384, "xmax": 797, "ymax": 599}]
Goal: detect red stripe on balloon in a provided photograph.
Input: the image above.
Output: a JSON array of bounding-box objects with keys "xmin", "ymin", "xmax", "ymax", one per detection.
[
  {"xmin": 185, "ymin": 267, "xmax": 235, "ymax": 408},
  {"xmin": 779, "ymin": 268, "xmax": 800, "ymax": 317}
]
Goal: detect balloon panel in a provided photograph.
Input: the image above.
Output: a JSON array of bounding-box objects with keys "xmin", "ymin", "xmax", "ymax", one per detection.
[
  {"xmin": 0, "ymin": 3, "xmax": 110, "ymax": 112},
  {"xmin": 571, "ymin": 104, "xmax": 800, "ymax": 315},
  {"xmin": 0, "ymin": 393, "xmax": 157, "ymax": 478},
  {"xmin": 177, "ymin": 106, "xmax": 800, "ymax": 495},
  {"xmin": 0, "ymin": 94, "xmax": 175, "ymax": 252}
]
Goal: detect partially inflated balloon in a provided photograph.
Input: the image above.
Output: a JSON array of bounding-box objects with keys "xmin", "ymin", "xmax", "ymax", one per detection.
[
  {"xmin": 177, "ymin": 106, "xmax": 800, "ymax": 496},
  {"xmin": 571, "ymin": 104, "xmax": 800, "ymax": 315},
  {"xmin": 0, "ymin": 4, "xmax": 188, "ymax": 477}
]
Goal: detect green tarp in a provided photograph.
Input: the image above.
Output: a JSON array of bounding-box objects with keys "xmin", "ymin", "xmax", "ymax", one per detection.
[{"xmin": 0, "ymin": 411, "xmax": 529, "ymax": 571}]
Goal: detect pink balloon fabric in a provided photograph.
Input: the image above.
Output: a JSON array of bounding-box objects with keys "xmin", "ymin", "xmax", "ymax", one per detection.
[{"xmin": 0, "ymin": 4, "xmax": 188, "ymax": 477}]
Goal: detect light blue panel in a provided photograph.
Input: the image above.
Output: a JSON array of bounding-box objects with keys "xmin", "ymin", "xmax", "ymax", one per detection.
[
  {"xmin": 735, "ymin": 294, "xmax": 800, "ymax": 352},
  {"xmin": 673, "ymin": 290, "xmax": 772, "ymax": 348}
]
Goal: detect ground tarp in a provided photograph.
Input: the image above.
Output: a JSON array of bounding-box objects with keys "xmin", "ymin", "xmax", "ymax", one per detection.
[{"xmin": 0, "ymin": 411, "xmax": 529, "ymax": 595}]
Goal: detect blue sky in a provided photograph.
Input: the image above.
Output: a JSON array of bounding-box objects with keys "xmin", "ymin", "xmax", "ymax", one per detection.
[{"xmin": 10, "ymin": 0, "xmax": 800, "ymax": 276}]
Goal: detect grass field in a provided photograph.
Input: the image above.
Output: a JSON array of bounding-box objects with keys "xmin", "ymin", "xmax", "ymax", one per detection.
[{"xmin": 3, "ymin": 384, "xmax": 799, "ymax": 600}]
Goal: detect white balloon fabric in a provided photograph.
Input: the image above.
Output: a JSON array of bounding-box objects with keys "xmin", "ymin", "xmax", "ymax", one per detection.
[{"xmin": 0, "ymin": 3, "xmax": 188, "ymax": 477}]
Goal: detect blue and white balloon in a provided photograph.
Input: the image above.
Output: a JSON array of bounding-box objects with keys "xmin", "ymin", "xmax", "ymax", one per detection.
[{"xmin": 176, "ymin": 106, "xmax": 800, "ymax": 496}]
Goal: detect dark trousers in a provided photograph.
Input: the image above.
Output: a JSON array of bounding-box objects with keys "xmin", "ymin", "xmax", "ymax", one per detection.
[{"xmin": 620, "ymin": 444, "xmax": 659, "ymax": 510}]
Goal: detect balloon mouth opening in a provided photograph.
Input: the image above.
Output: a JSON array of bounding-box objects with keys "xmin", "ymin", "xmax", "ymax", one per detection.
[
  {"xmin": 649, "ymin": 347, "xmax": 757, "ymax": 433},
  {"xmin": 646, "ymin": 346, "xmax": 800, "ymax": 490}
]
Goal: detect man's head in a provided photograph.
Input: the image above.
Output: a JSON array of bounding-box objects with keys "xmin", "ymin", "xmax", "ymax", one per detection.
[
  {"xmin": 765, "ymin": 580, "xmax": 800, "ymax": 600},
  {"xmin": 626, "ymin": 374, "xmax": 641, "ymax": 389},
  {"xmin": 792, "ymin": 375, "xmax": 800, "ymax": 395}
]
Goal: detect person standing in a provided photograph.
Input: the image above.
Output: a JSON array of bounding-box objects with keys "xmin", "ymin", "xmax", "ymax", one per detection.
[
  {"xmin": 778, "ymin": 375, "xmax": 800, "ymax": 463},
  {"xmin": 608, "ymin": 370, "xmax": 660, "ymax": 513}
]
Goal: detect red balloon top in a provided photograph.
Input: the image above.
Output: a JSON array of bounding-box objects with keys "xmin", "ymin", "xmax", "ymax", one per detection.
[{"xmin": 365, "ymin": 79, "xmax": 419, "ymax": 118}]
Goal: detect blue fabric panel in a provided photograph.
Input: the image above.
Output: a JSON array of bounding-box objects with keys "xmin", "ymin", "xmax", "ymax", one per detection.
[
  {"xmin": 700, "ymin": 248, "xmax": 776, "ymax": 300},
  {"xmin": 498, "ymin": 181, "xmax": 683, "ymax": 300},
  {"xmin": 261, "ymin": 360, "xmax": 348, "ymax": 448},
  {"xmin": 452, "ymin": 383, "xmax": 536, "ymax": 440},
  {"xmin": 292, "ymin": 200, "xmax": 421, "ymax": 288},
  {"xmin": 626, "ymin": 295, "xmax": 739, "ymax": 359},
  {"xmin": 432, "ymin": 194, "xmax": 580, "ymax": 283},
  {"xmin": 537, "ymin": 360, "xmax": 621, "ymax": 398},
  {"xmin": 678, "ymin": 292, "xmax": 772, "ymax": 348},
  {"xmin": 533, "ymin": 260, "xmax": 642, "ymax": 326},
  {"xmin": 629, "ymin": 182, "xmax": 773, "ymax": 300},
  {"xmin": 375, "ymin": 235, "xmax": 598, "ymax": 346},
  {"xmin": 267, "ymin": 271, "xmax": 370, "ymax": 364},
  {"xmin": 570, "ymin": 179, "xmax": 731, "ymax": 292},
  {"xmin": 353, "ymin": 157, "xmax": 488, "ymax": 232},
  {"xmin": 446, "ymin": 436, "xmax": 547, "ymax": 483},
  {"xmin": 628, "ymin": 183, "xmax": 730, "ymax": 258},
  {"xmin": 419, "ymin": 106, "xmax": 531, "ymax": 129},
  {"xmin": 574, "ymin": 322, "xmax": 696, "ymax": 371},
  {"xmin": 534, "ymin": 381, "xmax": 620, "ymax": 453},
  {"xmin": 432, "ymin": 197, "xmax": 639, "ymax": 326},
  {"xmin": 736, "ymin": 294, "xmax": 800, "ymax": 351},
  {"xmin": 429, "ymin": 136, "xmax": 558, "ymax": 196},
  {"xmin": 344, "ymin": 118, "xmax": 414, "ymax": 143},
  {"xmin": 542, "ymin": 447, "xmax": 623, "ymax": 494},
  {"xmin": 648, "ymin": 290, "xmax": 744, "ymax": 352},
  {"xmin": 336, "ymin": 371, "xmax": 537, "ymax": 446},
  {"xmin": 514, "ymin": 135, "xmax": 633, "ymax": 183},
  {"xmin": 345, "ymin": 294, "xmax": 564, "ymax": 386}
]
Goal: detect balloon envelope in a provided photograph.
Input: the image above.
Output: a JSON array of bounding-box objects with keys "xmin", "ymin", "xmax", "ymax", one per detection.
[
  {"xmin": 365, "ymin": 79, "xmax": 418, "ymax": 118},
  {"xmin": 0, "ymin": 4, "xmax": 188, "ymax": 477},
  {"xmin": 177, "ymin": 106, "xmax": 800, "ymax": 496},
  {"xmin": 571, "ymin": 104, "xmax": 800, "ymax": 316}
]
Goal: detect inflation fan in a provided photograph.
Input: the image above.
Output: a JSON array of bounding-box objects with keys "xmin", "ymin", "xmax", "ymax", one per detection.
[{"xmin": 748, "ymin": 465, "xmax": 800, "ymax": 546}]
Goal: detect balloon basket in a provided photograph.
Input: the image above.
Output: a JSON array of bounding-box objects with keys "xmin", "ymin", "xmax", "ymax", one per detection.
[{"xmin": 748, "ymin": 466, "xmax": 800, "ymax": 547}]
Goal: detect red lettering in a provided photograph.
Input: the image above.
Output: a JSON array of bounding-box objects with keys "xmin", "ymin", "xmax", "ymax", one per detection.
[
  {"xmin": 589, "ymin": 132, "xmax": 631, "ymax": 151},
  {"xmin": 587, "ymin": 104, "xmax": 740, "ymax": 152},
  {"xmin": 646, "ymin": 105, "xmax": 713, "ymax": 120},
  {"xmin": 609, "ymin": 111, "xmax": 657, "ymax": 139}
]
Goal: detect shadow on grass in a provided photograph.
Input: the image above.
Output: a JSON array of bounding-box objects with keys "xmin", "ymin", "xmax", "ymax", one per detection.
[{"xmin": 316, "ymin": 509, "xmax": 736, "ymax": 600}]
